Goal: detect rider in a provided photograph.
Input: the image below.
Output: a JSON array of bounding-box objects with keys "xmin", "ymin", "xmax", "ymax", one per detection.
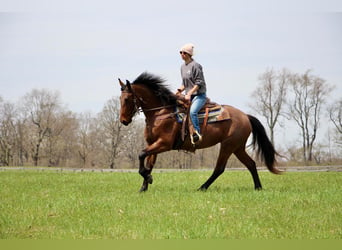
[{"xmin": 176, "ymin": 43, "xmax": 207, "ymax": 145}]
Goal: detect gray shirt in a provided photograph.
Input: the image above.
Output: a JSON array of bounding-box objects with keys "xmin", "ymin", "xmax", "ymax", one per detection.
[{"xmin": 181, "ymin": 60, "xmax": 207, "ymax": 95}]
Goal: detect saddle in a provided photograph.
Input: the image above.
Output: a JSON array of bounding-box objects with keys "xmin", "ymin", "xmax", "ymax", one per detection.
[
  {"xmin": 176, "ymin": 95, "xmax": 219, "ymax": 111},
  {"xmin": 175, "ymin": 95, "xmax": 231, "ymax": 142}
]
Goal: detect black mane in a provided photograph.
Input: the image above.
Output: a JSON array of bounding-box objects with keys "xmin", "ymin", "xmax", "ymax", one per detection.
[{"xmin": 133, "ymin": 72, "xmax": 177, "ymax": 105}]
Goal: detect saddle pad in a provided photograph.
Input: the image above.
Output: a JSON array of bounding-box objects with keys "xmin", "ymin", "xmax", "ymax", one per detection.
[{"xmin": 176, "ymin": 106, "xmax": 230, "ymax": 124}]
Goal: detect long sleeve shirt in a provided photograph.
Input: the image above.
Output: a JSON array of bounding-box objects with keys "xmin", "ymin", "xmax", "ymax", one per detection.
[{"xmin": 180, "ymin": 60, "xmax": 207, "ymax": 95}]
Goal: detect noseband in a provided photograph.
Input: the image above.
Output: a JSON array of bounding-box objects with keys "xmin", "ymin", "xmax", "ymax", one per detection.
[{"xmin": 121, "ymin": 88, "xmax": 142, "ymax": 118}]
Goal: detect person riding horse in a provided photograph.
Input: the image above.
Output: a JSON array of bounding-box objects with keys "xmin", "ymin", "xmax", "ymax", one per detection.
[
  {"xmin": 176, "ymin": 43, "xmax": 207, "ymax": 145},
  {"xmin": 118, "ymin": 72, "xmax": 281, "ymax": 192}
]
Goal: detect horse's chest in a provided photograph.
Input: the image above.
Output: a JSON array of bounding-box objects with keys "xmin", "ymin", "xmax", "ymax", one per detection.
[
  {"xmin": 144, "ymin": 122, "xmax": 159, "ymax": 143},
  {"xmin": 144, "ymin": 119, "xmax": 168, "ymax": 143}
]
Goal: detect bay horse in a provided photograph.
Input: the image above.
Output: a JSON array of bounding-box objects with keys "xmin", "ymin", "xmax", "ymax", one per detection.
[{"xmin": 118, "ymin": 72, "xmax": 280, "ymax": 192}]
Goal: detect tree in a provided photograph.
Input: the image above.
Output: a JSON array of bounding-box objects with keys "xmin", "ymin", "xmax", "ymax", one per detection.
[
  {"xmin": 77, "ymin": 112, "xmax": 92, "ymax": 168},
  {"xmin": 121, "ymin": 119, "xmax": 145, "ymax": 168},
  {"xmin": 21, "ymin": 89, "xmax": 63, "ymax": 166},
  {"xmin": 328, "ymin": 98, "xmax": 342, "ymax": 146},
  {"xmin": 0, "ymin": 98, "xmax": 28, "ymax": 166},
  {"xmin": 287, "ymin": 70, "xmax": 333, "ymax": 163},
  {"xmin": 249, "ymin": 68, "xmax": 289, "ymax": 145},
  {"xmin": 0, "ymin": 100, "xmax": 16, "ymax": 166},
  {"xmin": 44, "ymin": 111, "xmax": 78, "ymax": 167},
  {"xmin": 76, "ymin": 112, "xmax": 102, "ymax": 168},
  {"xmin": 98, "ymin": 97, "xmax": 124, "ymax": 169}
]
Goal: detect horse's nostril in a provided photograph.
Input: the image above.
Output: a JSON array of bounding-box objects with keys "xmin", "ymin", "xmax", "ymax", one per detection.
[{"xmin": 121, "ymin": 120, "xmax": 129, "ymax": 126}]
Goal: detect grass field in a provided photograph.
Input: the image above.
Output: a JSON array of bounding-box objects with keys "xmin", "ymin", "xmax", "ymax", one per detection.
[{"xmin": 0, "ymin": 169, "xmax": 341, "ymax": 239}]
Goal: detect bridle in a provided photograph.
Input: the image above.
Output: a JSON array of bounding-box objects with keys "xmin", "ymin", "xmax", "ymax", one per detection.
[{"xmin": 121, "ymin": 86, "xmax": 176, "ymax": 119}]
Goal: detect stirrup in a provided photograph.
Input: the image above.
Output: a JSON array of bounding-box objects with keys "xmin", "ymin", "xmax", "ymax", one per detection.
[{"xmin": 190, "ymin": 131, "xmax": 202, "ymax": 145}]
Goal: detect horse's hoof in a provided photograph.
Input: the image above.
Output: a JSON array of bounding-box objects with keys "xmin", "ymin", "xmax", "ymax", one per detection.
[
  {"xmin": 197, "ymin": 186, "xmax": 207, "ymax": 191},
  {"xmin": 139, "ymin": 186, "xmax": 148, "ymax": 192},
  {"xmin": 147, "ymin": 175, "xmax": 153, "ymax": 184}
]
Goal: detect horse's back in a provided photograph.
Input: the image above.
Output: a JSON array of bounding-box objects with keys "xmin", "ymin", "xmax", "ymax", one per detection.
[{"xmin": 223, "ymin": 105, "xmax": 252, "ymax": 138}]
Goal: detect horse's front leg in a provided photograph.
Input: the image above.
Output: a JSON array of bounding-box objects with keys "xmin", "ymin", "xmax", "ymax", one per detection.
[
  {"xmin": 139, "ymin": 152, "xmax": 157, "ymax": 192},
  {"xmin": 137, "ymin": 135, "xmax": 175, "ymax": 192}
]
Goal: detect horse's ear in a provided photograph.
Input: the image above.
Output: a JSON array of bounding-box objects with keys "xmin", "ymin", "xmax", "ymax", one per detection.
[
  {"xmin": 118, "ymin": 78, "xmax": 125, "ymax": 89},
  {"xmin": 126, "ymin": 80, "xmax": 132, "ymax": 91}
]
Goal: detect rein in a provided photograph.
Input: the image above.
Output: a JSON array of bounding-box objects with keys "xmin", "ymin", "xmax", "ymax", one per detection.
[
  {"xmin": 143, "ymin": 105, "xmax": 175, "ymax": 112},
  {"xmin": 123, "ymin": 88, "xmax": 176, "ymax": 119}
]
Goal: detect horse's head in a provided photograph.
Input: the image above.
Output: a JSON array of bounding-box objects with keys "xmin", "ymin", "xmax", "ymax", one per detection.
[{"xmin": 118, "ymin": 78, "xmax": 137, "ymax": 126}]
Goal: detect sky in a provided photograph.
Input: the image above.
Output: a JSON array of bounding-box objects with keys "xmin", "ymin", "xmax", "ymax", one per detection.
[{"xmin": 1, "ymin": 0, "xmax": 342, "ymax": 146}]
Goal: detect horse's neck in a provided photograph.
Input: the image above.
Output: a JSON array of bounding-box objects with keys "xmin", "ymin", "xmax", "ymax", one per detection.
[{"xmin": 133, "ymin": 85, "xmax": 163, "ymax": 113}]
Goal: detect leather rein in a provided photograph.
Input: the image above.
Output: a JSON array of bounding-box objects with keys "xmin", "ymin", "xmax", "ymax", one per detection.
[{"xmin": 122, "ymin": 88, "xmax": 177, "ymax": 120}]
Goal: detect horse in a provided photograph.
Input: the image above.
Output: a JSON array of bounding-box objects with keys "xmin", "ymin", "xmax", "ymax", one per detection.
[{"xmin": 118, "ymin": 72, "xmax": 280, "ymax": 192}]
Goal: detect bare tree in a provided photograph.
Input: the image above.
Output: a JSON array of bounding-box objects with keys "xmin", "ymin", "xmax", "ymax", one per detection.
[
  {"xmin": 0, "ymin": 100, "xmax": 16, "ymax": 166},
  {"xmin": 287, "ymin": 70, "xmax": 333, "ymax": 163},
  {"xmin": 21, "ymin": 89, "xmax": 63, "ymax": 166},
  {"xmin": 121, "ymin": 119, "xmax": 145, "ymax": 168},
  {"xmin": 328, "ymin": 98, "xmax": 342, "ymax": 146},
  {"xmin": 44, "ymin": 111, "xmax": 78, "ymax": 167},
  {"xmin": 249, "ymin": 68, "xmax": 289, "ymax": 145},
  {"xmin": 98, "ymin": 97, "xmax": 124, "ymax": 169},
  {"xmin": 0, "ymin": 98, "xmax": 29, "ymax": 166},
  {"xmin": 328, "ymin": 98, "xmax": 342, "ymax": 133},
  {"xmin": 77, "ymin": 112, "xmax": 92, "ymax": 168},
  {"xmin": 77, "ymin": 112, "xmax": 102, "ymax": 168}
]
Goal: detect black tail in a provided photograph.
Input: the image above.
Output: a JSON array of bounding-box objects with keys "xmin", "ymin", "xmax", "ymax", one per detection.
[{"xmin": 248, "ymin": 115, "xmax": 281, "ymax": 174}]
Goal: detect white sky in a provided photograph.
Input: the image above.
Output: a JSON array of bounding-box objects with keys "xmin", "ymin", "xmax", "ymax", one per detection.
[{"xmin": 1, "ymin": 0, "xmax": 342, "ymax": 147}]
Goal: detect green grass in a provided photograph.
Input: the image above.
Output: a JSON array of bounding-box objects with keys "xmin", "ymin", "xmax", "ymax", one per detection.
[{"xmin": 0, "ymin": 170, "xmax": 341, "ymax": 239}]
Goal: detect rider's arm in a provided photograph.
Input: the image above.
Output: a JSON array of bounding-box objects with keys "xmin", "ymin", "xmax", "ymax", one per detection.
[{"xmin": 185, "ymin": 85, "xmax": 199, "ymax": 100}]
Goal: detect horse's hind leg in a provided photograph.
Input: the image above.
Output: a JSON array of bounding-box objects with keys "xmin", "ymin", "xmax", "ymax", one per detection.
[
  {"xmin": 234, "ymin": 148, "xmax": 262, "ymax": 190},
  {"xmin": 139, "ymin": 153, "xmax": 157, "ymax": 192},
  {"xmin": 198, "ymin": 144, "xmax": 232, "ymax": 191}
]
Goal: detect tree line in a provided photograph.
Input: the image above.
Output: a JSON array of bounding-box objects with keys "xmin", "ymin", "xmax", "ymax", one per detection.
[
  {"xmin": 249, "ymin": 69, "xmax": 341, "ymax": 164},
  {"xmin": 0, "ymin": 69, "xmax": 341, "ymax": 168}
]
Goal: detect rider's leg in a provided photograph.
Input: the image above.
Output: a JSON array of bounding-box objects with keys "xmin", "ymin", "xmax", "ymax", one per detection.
[{"xmin": 190, "ymin": 93, "xmax": 206, "ymax": 144}]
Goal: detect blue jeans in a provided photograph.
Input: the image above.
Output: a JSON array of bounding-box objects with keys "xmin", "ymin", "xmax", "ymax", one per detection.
[{"xmin": 190, "ymin": 93, "xmax": 207, "ymax": 134}]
